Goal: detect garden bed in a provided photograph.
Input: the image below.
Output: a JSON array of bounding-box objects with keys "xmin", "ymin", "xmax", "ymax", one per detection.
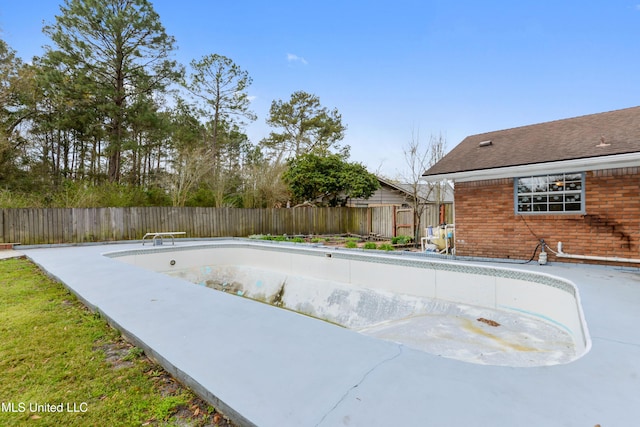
[{"xmin": 248, "ymin": 233, "xmax": 420, "ymax": 252}]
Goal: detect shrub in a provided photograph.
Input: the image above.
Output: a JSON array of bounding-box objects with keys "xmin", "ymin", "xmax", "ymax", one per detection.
[
  {"xmin": 345, "ymin": 241, "xmax": 358, "ymax": 249},
  {"xmin": 378, "ymin": 243, "xmax": 394, "ymax": 251},
  {"xmin": 0, "ymin": 182, "xmax": 173, "ymax": 208},
  {"xmin": 363, "ymin": 242, "xmax": 377, "ymax": 250},
  {"xmin": 0, "ymin": 189, "xmax": 35, "ymax": 208},
  {"xmin": 391, "ymin": 235, "xmax": 412, "ymax": 245}
]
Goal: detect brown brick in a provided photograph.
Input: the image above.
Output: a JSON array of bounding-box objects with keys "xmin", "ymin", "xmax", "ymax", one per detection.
[{"xmin": 453, "ymin": 169, "xmax": 640, "ymax": 265}]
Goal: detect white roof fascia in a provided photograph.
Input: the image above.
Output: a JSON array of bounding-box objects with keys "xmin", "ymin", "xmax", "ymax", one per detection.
[{"xmin": 422, "ymin": 152, "xmax": 640, "ymax": 182}]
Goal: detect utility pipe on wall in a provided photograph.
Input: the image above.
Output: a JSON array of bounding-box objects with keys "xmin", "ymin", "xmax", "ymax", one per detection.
[{"xmin": 550, "ymin": 242, "xmax": 640, "ymax": 264}]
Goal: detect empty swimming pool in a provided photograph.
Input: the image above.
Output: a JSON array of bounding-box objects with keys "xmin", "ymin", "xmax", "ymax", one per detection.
[{"xmin": 109, "ymin": 240, "xmax": 590, "ymax": 367}]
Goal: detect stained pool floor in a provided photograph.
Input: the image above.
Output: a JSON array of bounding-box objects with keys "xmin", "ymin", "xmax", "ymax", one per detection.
[
  {"xmin": 20, "ymin": 241, "xmax": 640, "ymax": 427},
  {"xmin": 196, "ymin": 277, "xmax": 576, "ymax": 367},
  {"xmin": 359, "ymin": 303, "xmax": 575, "ymax": 367}
]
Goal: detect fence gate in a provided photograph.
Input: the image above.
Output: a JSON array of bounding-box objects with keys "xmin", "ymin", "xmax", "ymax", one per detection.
[{"xmin": 395, "ymin": 208, "xmax": 414, "ymax": 237}]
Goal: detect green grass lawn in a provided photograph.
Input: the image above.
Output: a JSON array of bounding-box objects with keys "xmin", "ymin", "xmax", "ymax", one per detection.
[{"xmin": 0, "ymin": 257, "xmax": 232, "ymax": 427}]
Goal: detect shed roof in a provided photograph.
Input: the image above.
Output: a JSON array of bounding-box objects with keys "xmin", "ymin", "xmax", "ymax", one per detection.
[
  {"xmin": 423, "ymin": 106, "xmax": 640, "ymax": 180},
  {"xmin": 377, "ymin": 176, "xmax": 454, "ymax": 203}
]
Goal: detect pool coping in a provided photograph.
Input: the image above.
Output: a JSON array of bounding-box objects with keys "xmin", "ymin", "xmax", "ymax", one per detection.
[
  {"xmin": 105, "ymin": 240, "xmax": 581, "ymax": 296},
  {"xmin": 20, "ymin": 239, "xmax": 640, "ymax": 427}
]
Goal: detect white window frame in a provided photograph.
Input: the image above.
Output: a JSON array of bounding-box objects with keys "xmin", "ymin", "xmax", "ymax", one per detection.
[{"xmin": 514, "ymin": 173, "xmax": 585, "ymax": 214}]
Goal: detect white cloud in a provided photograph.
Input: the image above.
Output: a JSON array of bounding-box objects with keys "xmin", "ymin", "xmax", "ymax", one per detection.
[{"xmin": 286, "ymin": 53, "xmax": 308, "ymax": 65}]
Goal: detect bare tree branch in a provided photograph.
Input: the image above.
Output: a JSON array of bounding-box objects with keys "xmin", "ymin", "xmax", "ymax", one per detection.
[{"xmin": 400, "ymin": 128, "xmax": 447, "ymax": 244}]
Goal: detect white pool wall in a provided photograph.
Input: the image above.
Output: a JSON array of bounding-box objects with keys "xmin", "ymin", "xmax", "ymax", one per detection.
[{"xmin": 109, "ymin": 240, "xmax": 590, "ymax": 357}]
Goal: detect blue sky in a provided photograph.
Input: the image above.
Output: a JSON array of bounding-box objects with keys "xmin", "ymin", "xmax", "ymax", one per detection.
[{"xmin": 2, "ymin": 1, "xmax": 640, "ymax": 178}]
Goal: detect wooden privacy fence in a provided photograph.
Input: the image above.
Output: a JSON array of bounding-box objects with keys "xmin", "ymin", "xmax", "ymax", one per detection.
[
  {"xmin": 370, "ymin": 206, "xmax": 394, "ymax": 237},
  {"xmin": 421, "ymin": 203, "xmax": 454, "ymax": 230},
  {"xmin": 0, "ymin": 204, "xmax": 454, "ymax": 245},
  {"xmin": 369, "ymin": 204, "xmax": 454, "ymax": 238},
  {"xmin": 0, "ymin": 207, "xmax": 374, "ymax": 245}
]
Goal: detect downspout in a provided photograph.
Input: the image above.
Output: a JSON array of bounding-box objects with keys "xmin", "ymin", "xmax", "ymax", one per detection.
[{"xmin": 548, "ymin": 242, "xmax": 640, "ymax": 264}]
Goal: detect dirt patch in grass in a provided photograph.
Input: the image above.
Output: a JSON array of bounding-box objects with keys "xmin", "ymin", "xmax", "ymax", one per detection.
[
  {"xmin": 97, "ymin": 341, "xmax": 135, "ymax": 370},
  {"xmin": 100, "ymin": 339, "xmax": 235, "ymax": 426}
]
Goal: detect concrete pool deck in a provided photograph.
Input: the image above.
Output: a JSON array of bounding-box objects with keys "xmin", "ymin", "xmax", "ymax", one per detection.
[
  {"xmin": 0, "ymin": 249, "xmax": 24, "ymax": 260},
  {"xmin": 20, "ymin": 241, "xmax": 640, "ymax": 427}
]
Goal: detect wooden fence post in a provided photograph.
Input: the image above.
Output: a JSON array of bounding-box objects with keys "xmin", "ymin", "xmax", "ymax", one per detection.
[{"xmin": 0, "ymin": 209, "xmax": 4, "ymax": 243}]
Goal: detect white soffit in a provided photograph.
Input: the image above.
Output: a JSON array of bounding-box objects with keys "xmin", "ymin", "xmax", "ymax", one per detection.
[{"xmin": 422, "ymin": 152, "xmax": 640, "ymax": 182}]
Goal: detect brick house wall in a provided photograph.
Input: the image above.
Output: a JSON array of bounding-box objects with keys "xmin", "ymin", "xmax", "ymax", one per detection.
[{"xmin": 454, "ymin": 167, "xmax": 640, "ymax": 264}]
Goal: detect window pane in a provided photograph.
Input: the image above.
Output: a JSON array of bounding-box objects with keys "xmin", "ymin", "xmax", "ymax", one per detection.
[
  {"xmin": 549, "ymin": 203, "xmax": 564, "ymax": 211},
  {"xmin": 533, "ymin": 203, "xmax": 548, "ymax": 212},
  {"xmin": 549, "ymin": 175, "xmax": 564, "ymax": 192},
  {"xmin": 517, "ymin": 178, "xmax": 533, "ymax": 193},
  {"xmin": 565, "ymin": 173, "xmax": 582, "ymax": 191},
  {"xmin": 533, "ymin": 195, "xmax": 547, "ymax": 203},
  {"xmin": 532, "ymin": 177, "xmax": 548, "ymax": 192},
  {"xmin": 566, "ymin": 194, "xmax": 581, "ymax": 203},
  {"xmin": 566, "ymin": 181, "xmax": 581, "ymax": 190}
]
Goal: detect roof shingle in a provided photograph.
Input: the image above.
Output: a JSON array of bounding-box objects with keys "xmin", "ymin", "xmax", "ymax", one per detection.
[{"xmin": 423, "ymin": 106, "xmax": 640, "ymax": 176}]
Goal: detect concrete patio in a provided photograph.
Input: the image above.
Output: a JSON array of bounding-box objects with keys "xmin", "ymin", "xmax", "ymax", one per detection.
[{"xmin": 18, "ymin": 241, "xmax": 640, "ymax": 427}]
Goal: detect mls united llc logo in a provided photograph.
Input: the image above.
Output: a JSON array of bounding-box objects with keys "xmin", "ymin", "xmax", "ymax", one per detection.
[{"xmin": 1, "ymin": 402, "xmax": 88, "ymax": 413}]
